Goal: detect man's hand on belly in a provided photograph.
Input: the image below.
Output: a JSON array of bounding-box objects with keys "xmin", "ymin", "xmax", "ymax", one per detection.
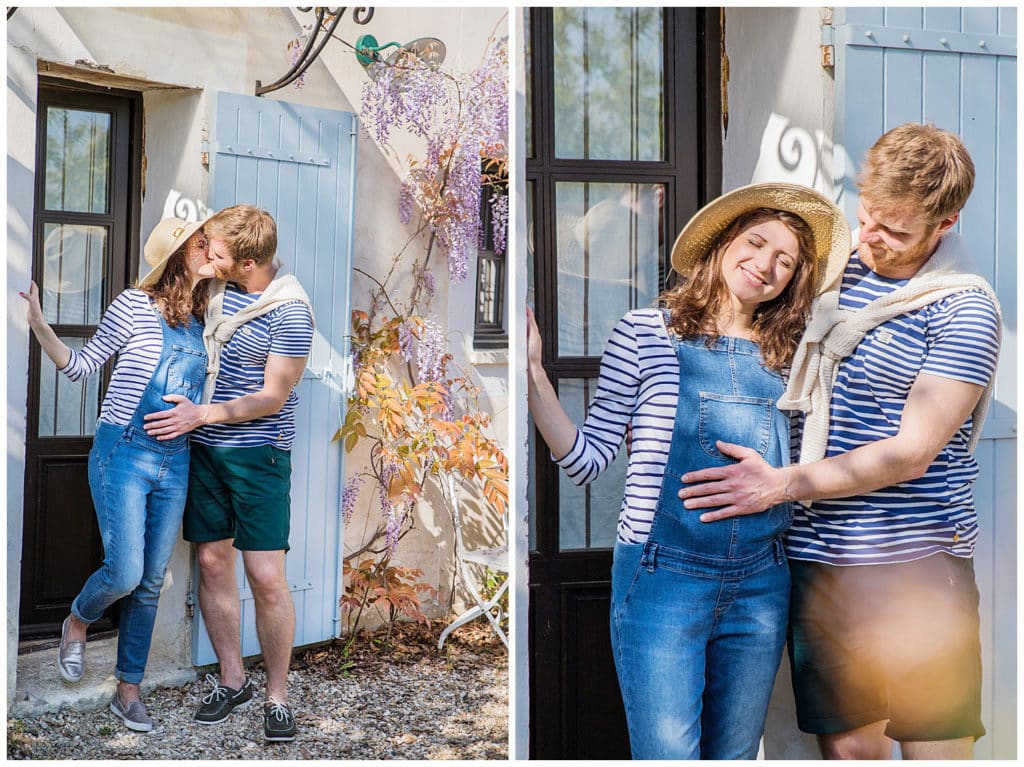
[
  {"xmin": 678, "ymin": 441, "xmax": 789, "ymax": 522},
  {"xmin": 143, "ymin": 395, "xmax": 209, "ymax": 440}
]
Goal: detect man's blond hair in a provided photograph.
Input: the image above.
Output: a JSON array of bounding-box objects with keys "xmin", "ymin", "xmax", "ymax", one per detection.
[
  {"xmin": 204, "ymin": 204, "xmax": 277, "ymax": 265},
  {"xmin": 857, "ymin": 122, "xmax": 975, "ymax": 224}
]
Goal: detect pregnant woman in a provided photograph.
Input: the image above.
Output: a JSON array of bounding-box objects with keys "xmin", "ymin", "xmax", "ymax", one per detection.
[
  {"xmin": 22, "ymin": 217, "xmax": 214, "ymax": 732},
  {"xmin": 527, "ymin": 183, "xmax": 849, "ymax": 759}
]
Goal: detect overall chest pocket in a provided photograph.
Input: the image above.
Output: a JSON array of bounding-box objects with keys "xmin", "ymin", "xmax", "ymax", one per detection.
[
  {"xmin": 166, "ymin": 344, "xmax": 208, "ymax": 402},
  {"xmin": 698, "ymin": 392, "xmax": 774, "ymax": 459}
]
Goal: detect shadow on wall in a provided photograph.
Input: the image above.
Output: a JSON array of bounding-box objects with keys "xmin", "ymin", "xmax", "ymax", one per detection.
[
  {"xmin": 751, "ymin": 112, "xmax": 855, "ymax": 206},
  {"xmin": 163, "ymin": 189, "xmax": 211, "ymax": 222},
  {"xmin": 8, "ymin": 155, "xmax": 36, "ymax": 459}
]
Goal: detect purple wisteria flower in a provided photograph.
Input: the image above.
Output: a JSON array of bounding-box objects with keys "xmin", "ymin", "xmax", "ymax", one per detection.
[
  {"xmin": 399, "ymin": 180, "xmax": 415, "ymax": 225},
  {"xmin": 360, "ymin": 36, "xmax": 509, "ymax": 286},
  {"xmin": 397, "ymin": 319, "xmax": 415, "ymax": 362},
  {"xmin": 341, "ymin": 476, "xmax": 363, "ymax": 523},
  {"xmin": 291, "ymin": 47, "xmax": 306, "ymax": 90},
  {"xmin": 362, "ymin": 63, "xmax": 397, "ymax": 145},
  {"xmin": 421, "ymin": 270, "xmax": 436, "ymax": 300},
  {"xmin": 415, "ymin": 318, "xmax": 446, "ymax": 385},
  {"xmin": 384, "ymin": 503, "xmax": 406, "ymax": 556},
  {"xmin": 490, "ymin": 191, "xmax": 508, "ymax": 256}
]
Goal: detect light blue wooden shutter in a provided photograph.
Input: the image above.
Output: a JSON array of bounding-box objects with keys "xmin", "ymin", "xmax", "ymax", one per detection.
[
  {"xmin": 192, "ymin": 92, "xmax": 357, "ymax": 665},
  {"xmin": 832, "ymin": 8, "xmax": 1016, "ymax": 759}
]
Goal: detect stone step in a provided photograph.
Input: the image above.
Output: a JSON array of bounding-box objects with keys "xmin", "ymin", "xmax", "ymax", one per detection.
[{"xmin": 12, "ymin": 637, "xmax": 195, "ymax": 719}]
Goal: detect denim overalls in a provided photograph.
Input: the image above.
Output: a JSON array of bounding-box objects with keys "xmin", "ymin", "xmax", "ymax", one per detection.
[
  {"xmin": 610, "ymin": 331, "xmax": 792, "ymax": 760},
  {"xmin": 71, "ymin": 306, "xmax": 206, "ymax": 685}
]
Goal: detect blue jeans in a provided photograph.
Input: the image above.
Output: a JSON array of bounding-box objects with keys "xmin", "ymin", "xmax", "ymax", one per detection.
[
  {"xmin": 72, "ymin": 421, "xmax": 190, "ymax": 684},
  {"xmin": 611, "ymin": 539, "xmax": 789, "ymax": 759}
]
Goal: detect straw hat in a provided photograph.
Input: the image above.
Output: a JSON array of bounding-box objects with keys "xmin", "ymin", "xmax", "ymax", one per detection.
[
  {"xmin": 669, "ymin": 182, "xmax": 851, "ymax": 293},
  {"xmin": 139, "ymin": 217, "xmax": 205, "ymax": 288}
]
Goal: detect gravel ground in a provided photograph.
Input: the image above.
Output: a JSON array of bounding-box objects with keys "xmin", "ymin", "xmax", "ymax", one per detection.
[{"xmin": 7, "ymin": 623, "xmax": 508, "ymax": 760}]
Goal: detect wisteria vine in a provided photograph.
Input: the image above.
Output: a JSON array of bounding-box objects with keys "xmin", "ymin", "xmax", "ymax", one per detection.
[
  {"xmin": 360, "ymin": 34, "xmax": 509, "ymax": 283},
  {"xmin": 338, "ymin": 30, "xmax": 510, "ymax": 568}
]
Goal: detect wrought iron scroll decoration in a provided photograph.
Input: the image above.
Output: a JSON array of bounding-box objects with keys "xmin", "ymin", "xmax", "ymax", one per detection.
[{"xmin": 255, "ymin": 6, "xmax": 374, "ymax": 96}]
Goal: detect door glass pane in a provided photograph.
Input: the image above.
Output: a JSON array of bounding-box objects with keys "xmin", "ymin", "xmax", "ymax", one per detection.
[
  {"xmin": 40, "ymin": 223, "xmax": 107, "ymax": 325},
  {"xmin": 553, "ymin": 7, "xmax": 664, "ymax": 160},
  {"xmin": 525, "ymin": 11, "xmax": 534, "ymax": 158},
  {"xmin": 37, "ymin": 337, "xmax": 100, "ymax": 437},
  {"xmin": 527, "ymin": 180, "xmax": 537, "ymax": 550},
  {"xmin": 45, "ymin": 107, "xmax": 111, "ymax": 213},
  {"xmin": 555, "ymin": 181, "xmax": 664, "ymax": 357},
  {"xmin": 558, "ymin": 377, "xmax": 624, "ymax": 551}
]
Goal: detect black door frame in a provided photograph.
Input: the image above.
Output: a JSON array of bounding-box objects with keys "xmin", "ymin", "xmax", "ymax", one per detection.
[
  {"xmin": 19, "ymin": 78, "xmax": 143, "ymax": 639},
  {"xmin": 527, "ymin": 7, "xmax": 722, "ymax": 757}
]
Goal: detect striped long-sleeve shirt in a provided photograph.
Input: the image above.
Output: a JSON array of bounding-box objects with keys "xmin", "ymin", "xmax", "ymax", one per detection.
[
  {"xmin": 553, "ymin": 308, "xmax": 680, "ymax": 544},
  {"xmin": 60, "ymin": 289, "xmax": 171, "ymax": 424},
  {"xmin": 785, "ymin": 251, "xmax": 1001, "ymax": 566}
]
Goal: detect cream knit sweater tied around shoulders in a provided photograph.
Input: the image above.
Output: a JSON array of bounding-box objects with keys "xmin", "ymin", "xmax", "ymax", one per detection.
[
  {"xmin": 201, "ymin": 262, "xmax": 314, "ymax": 404},
  {"xmin": 777, "ymin": 231, "xmax": 1001, "ymax": 466}
]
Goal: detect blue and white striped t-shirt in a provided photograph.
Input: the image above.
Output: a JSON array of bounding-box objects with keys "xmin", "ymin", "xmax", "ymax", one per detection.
[
  {"xmin": 191, "ymin": 285, "xmax": 313, "ymax": 450},
  {"xmin": 553, "ymin": 308, "xmax": 681, "ymax": 544},
  {"xmin": 60, "ymin": 289, "xmax": 176, "ymax": 425},
  {"xmin": 785, "ymin": 251, "xmax": 1001, "ymax": 566}
]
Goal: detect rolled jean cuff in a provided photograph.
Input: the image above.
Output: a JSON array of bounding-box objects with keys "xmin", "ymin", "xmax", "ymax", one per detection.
[
  {"xmin": 114, "ymin": 667, "xmax": 145, "ymax": 685},
  {"xmin": 69, "ymin": 596, "xmax": 101, "ymax": 626}
]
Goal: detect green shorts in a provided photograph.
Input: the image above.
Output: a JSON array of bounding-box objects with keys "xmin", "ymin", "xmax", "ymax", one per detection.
[{"xmin": 184, "ymin": 442, "xmax": 292, "ymax": 552}]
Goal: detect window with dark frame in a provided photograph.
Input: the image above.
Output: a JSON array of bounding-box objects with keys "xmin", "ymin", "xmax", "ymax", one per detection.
[
  {"xmin": 474, "ymin": 161, "xmax": 508, "ymax": 349},
  {"xmin": 528, "ymin": 7, "xmax": 723, "ymax": 554}
]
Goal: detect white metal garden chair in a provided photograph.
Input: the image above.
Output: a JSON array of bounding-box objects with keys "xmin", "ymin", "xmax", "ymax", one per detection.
[{"xmin": 437, "ymin": 475, "xmax": 509, "ymax": 650}]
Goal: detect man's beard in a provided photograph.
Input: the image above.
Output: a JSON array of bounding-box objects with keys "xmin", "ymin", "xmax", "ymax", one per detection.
[
  {"xmin": 214, "ymin": 263, "xmax": 245, "ymax": 284},
  {"xmin": 862, "ymin": 228, "xmax": 937, "ymax": 272}
]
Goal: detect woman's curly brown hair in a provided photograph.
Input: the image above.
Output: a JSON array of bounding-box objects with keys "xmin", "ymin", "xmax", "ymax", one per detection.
[
  {"xmin": 139, "ymin": 243, "xmax": 209, "ymax": 328},
  {"xmin": 660, "ymin": 208, "xmax": 819, "ymax": 372}
]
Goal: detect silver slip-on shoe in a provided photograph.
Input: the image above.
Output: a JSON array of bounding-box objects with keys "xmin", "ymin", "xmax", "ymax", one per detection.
[
  {"xmin": 110, "ymin": 691, "xmax": 154, "ymax": 732},
  {"xmin": 57, "ymin": 616, "xmax": 85, "ymax": 683}
]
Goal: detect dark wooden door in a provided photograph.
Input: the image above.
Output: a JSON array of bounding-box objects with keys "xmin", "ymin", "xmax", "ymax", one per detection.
[
  {"xmin": 19, "ymin": 82, "xmax": 141, "ymax": 639},
  {"xmin": 526, "ymin": 8, "xmax": 721, "ymax": 758}
]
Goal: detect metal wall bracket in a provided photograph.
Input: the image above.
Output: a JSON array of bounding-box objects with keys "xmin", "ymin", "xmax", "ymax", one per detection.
[
  {"xmin": 835, "ymin": 23, "xmax": 1016, "ymax": 57},
  {"xmin": 821, "ymin": 44, "xmax": 835, "ymax": 68},
  {"xmin": 214, "ymin": 141, "xmax": 331, "ymax": 167},
  {"xmin": 238, "ymin": 579, "xmax": 315, "ymax": 602},
  {"xmin": 255, "ymin": 7, "xmax": 375, "ymax": 96}
]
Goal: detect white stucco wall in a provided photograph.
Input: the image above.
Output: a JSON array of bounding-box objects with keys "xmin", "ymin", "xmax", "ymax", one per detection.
[
  {"xmin": 723, "ymin": 7, "xmax": 839, "ymax": 202},
  {"xmin": 7, "ymin": 5, "xmax": 509, "ymax": 701},
  {"xmin": 511, "ymin": 10, "xmax": 529, "ymax": 758},
  {"xmin": 7, "ymin": 38, "xmax": 40, "ymax": 709}
]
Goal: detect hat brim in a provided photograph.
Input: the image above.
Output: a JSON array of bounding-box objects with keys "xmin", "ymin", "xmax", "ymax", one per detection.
[
  {"xmin": 139, "ymin": 219, "xmax": 205, "ymax": 288},
  {"xmin": 669, "ymin": 182, "xmax": 851, "ymax": 294}
]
